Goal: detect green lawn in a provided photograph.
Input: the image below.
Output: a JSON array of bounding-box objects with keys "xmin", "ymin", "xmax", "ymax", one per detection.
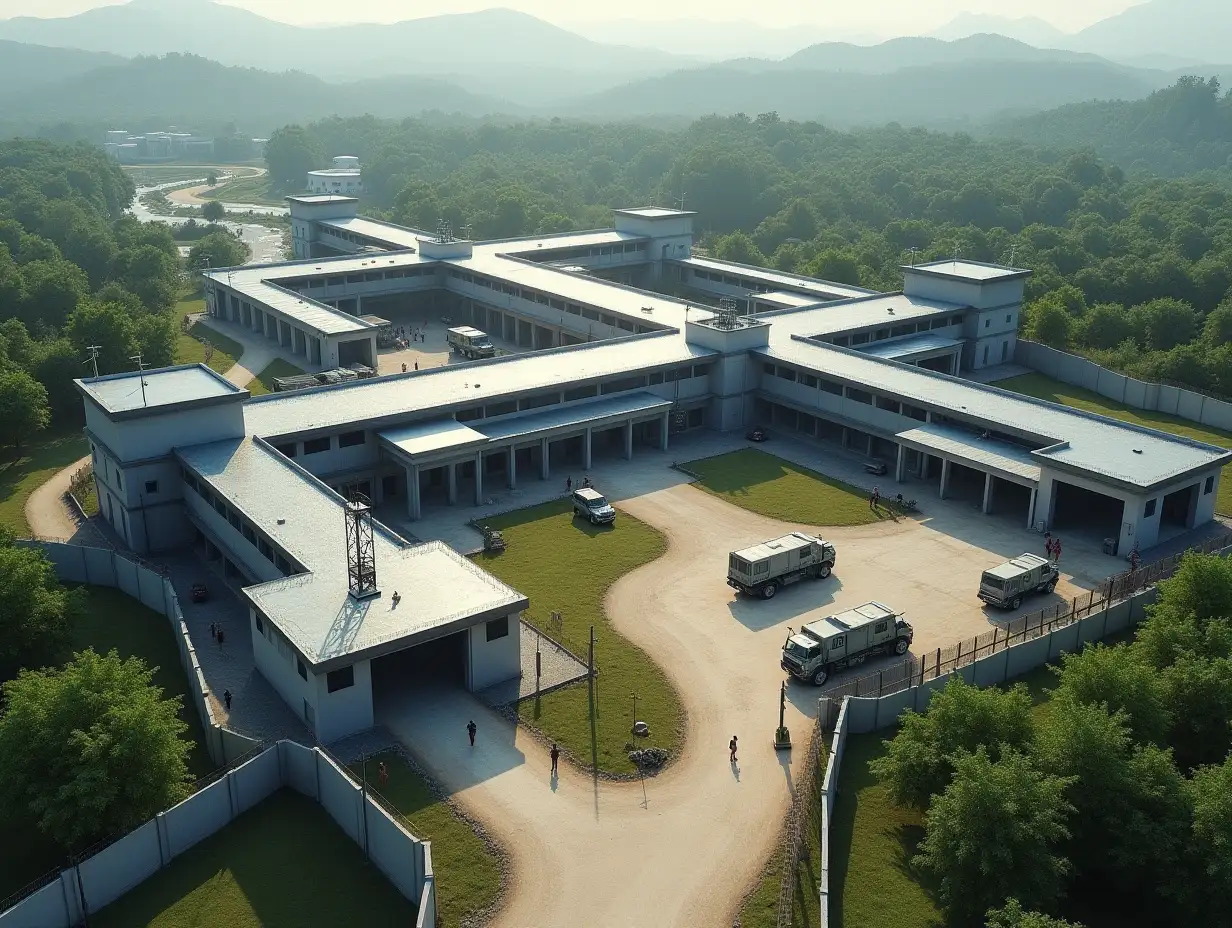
[
  {"xmin": 175, "ymin": 295, "xmax": 242, "ymax": 375},
  {"xmin": 93, "ymin": 789, "xmax": 417, "ymax": 927},
  {"xmin": 246, "ymin": 359, "xmax": 305, "ymax": 397},
  {"xmin": 201, "ymin": 174, "xmax": 280, "ymax": 206},
  {"xmin": 474, "ymin": 499, "xmax": 680, "ymax": 775},
  {"xmin": 0, "ymin": 426, "xmax": 88, "ymax": 537},
  {"xmin": 351, "ymin": 753, "xmax": 502, "ymax": 928},
  {"xmin": 0, "ymin": 586, "xmax": 213, "ymax": 901},
  {"xmin": 682, "ymin": 449, "xmax": 889, "ymax": 526},
  {"xmin": 998, "ymin": 372, "xmax": 1232, "ymax": 515}
]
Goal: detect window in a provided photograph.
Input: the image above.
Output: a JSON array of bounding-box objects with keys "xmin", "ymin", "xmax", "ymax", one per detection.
[
  {"xmin": 255, "ymin": 613, "xmax": 264, "ymax": 634},
  {"xmin": 648, "ymin": 372, "xmax": 664, "ymax": 385},
  {"xmin": 1002, "ymin": 341, "xmax": 1009, "ymax": 362},
  {"xmin": 144, "ymin": 480, "xmax": 158, "ymax": 494},
  {"xmin": 819, "ymin": 378, "xmax": 843, "ymax": 396},
  {"xmin": 1006, "ymin": 314, "xmax": 1012, "ymax": 323},
  {"xmin": 832, "ymin": 335, "xmax": 850, "ymax": 347},
  {"xmin": 802, "ymin": 374, "xmax": 818, "ymax": 388},
  {"xmin": 297, "ymin": 658, "xmax": 307, "ymax": 681},
  {"xmin": 951, "ymin": 315, "xmax": 965, "ymax": 326},
  {"xmin": 259, "ymin": 539, "xmax": 274, "ymax": 562},
  {"xmin": 776, "ymin": 367, "xmax": 797, "ymax": 382},
  {"xmin": 486, "ymin": 616, "xmax": 510, "ymax": 641},
  {"xmin": 846, "ymin": 388, "xmax": 873, "ymax": 405},
  {"xmin": 303, "ymin": 437, "xmax": 330, "ymax": 455},
  {"xmin": 277, "ymin": 554, "xmax": 291, "ymax": 574},
  {"xmin": 763, "ymin": 363, "xmax": 775, "ymax": 375},
  {"xmin": 874, "ymin": 621, "xmax": 888, "ymax": 634},
  {"xmin": 327, "ymin": 666, "xmax": 354, "ymax": 693},
  {"xmin": 275, "ymin": 443, "xmax": 296, "ymax": 458},
  {"xmin": 753, "ymin": 561, "xmax": 769, "ymax": 575},
  {"xmin": 1145, "ymin": 498, "xmax": 1157, "ymax": 518},
  {"xmin": 875, "ymin": 329, "xmax": 889, "ymax": 341},
  {"xmin": 1205, "ymin": 476, "xmax": 1215, "ymax": 495},
  {"xmin": 114, "ymin": 470, "xmax": 123, "ymax": 490},
  {"xmin": 984, "ymin": 318, "xmax": 990, "ymax": 328},
  {"xmin": 228, "ymin": 510, "xmax": 241, "ymax": 531},
  {"xmin": 339, "ymin": 430, "xmax": 366, "ymax": 448},
  {"xmin": 851, "ymin": 333, "xmax": 870, "ymax": 345}
]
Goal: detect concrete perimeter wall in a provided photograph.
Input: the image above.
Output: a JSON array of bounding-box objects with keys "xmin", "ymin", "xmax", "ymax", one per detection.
[
  {"xmin": 0, "ymin": 741, "xmax": 435, "ymax": 928},
  {"xmin": 1016, "ymin": 340, "xmax": 1232, "ymax": 432},
  {"xmin": 16, "ymin": 541, "xmax": 260, "ymax": 769},
  {"xmin": 816, "ymin": 583, "xmax": 1158, "ymax": 928}
]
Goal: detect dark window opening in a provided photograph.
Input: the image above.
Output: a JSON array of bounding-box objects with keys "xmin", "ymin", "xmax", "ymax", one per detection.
[
  {"xmin": 486, "ymin": 616, "xmax": 509, "ymax": 641},
  {"xmin": 327, "ymin": 666, "xmax": 354, "ymax": 692}
]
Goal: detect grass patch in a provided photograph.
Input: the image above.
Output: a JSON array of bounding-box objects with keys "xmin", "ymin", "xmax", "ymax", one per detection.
[
  {"xmin": 474, "ymin": 498, "xmax": 680, "ymax": 775},
  {"xmin": 93, "ymin": 789, "xmax": 416, "ymax": 927},
  {"xmin": 201, "ymin": 173, "xmax": 279, "ymax": 206},
  {"xmin": 175, "ymin": 295, "xmax": 242, "ymax": 375},
  {"xmin": 999, "ymin": 372, "xmax": 1232, "ymax": 515},
  {"xmin": 0, "ymin": 585, "xmax": 214, "ymax": 901},
  {"xmin": 246, "ymin": 359, "xmax": 305, "ymax": 397},
  {"xmin": 0, "ymin": 425, "xmax": 88, "ymax": 537},
  {"xmin": 830, "ymin": 731, "xmax": 943, "ymax": 928},
  {"xmin": 682, "ymin": 448, "xmax": 888, "ymax": 526},
  {"xmin": 123, "ymin": 166, "xmax": 213, "ymax": 187},
  {"xmin": 352, "ymin": 753, "xmax": 502, "ymax": 928}
]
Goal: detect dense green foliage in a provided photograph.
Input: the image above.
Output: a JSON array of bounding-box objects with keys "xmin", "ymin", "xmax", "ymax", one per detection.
[
  {"xmin": 0, "ymin": 139, "xmax": 180, "ymax": 422},
  {"xmin": 0, "ymin": 647, "xmax": 193, "ymax": 850},
  {"xmin": 0, "ymin": 536, "xmax": 84, "ymax": 682},
  {"xmin": 873, "ymin": 552, "xmax": 1232, "ymax": 926}
]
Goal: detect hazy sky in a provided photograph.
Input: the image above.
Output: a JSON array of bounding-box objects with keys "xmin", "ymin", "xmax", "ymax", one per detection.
[{"xmin": 0, "ymin": 0, "xmax": 1145, "ymax": 34}]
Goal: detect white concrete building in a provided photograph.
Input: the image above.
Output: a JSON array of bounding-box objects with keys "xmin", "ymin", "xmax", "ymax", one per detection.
[
  {"xmin": 79, "ymin": 202, "xmax": 1231, "ymax": 742},
  {"xmin": 307, "ymin": 156, "xmax": 364, "ymax": 196}
]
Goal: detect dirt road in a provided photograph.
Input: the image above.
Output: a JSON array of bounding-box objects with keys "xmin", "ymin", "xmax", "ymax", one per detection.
[
  {"xmin": 24, "ymin": 454, "xmax": 89, "ymax": 540},
  {"xmin": 378, "ymin": 479, "xmax": 1091, "ymax": 927}
]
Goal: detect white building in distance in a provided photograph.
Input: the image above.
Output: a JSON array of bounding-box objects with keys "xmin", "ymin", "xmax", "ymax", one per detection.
[{"xmin": 307, "ymin": 156, "xmax": 363, "ymax": 196}]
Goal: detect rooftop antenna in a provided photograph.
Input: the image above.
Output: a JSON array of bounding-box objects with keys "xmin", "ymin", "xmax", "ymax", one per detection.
[
  {"xmin": 715, "ymin": 296, "xmax": 740, "ymax": 331},
  {"xmin": 676, "ymin": 190, "xmax": 687, "ymax": 211},
  {"xmin": 460, "ymin": 223, "xmax": 473, "ymax": 241},
  {"xmin": 906, "ymin": 246, "xmax": 919, "ymax": 267},
  {"xmin": 436, "ymin": 219, "xmax": 454, "ymax": 244},
  {"xmin": 129, "ymin": 352, "xmax": 148, "ymax": 406},
  {"xmin": 344, "ymin": 491, "xmax": 378, "ymax": 600},
  {"xmin": 1008, "ymin": 244, "xmax": 1018, "ymax": 267},
  {"xmin": 84, "ymin": 345, "xmax": 101, "ymax": 379}
]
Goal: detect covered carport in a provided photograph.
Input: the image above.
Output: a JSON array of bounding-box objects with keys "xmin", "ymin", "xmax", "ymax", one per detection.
[{"xmin": 895, "ymin": 423, "xmax": 1041, "ymax": 527}]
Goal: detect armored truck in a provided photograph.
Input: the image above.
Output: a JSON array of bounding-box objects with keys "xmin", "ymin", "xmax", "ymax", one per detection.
[
  {"xmin": 727, "ymin": 533, "xmax": 836, "ymax": 599},
  {"xmin": 781, "ymin": 602, "xmax": 913, "ymax": 686},
  {"xmin": 446, "ymin": 326, "xmax": 496, "ymax": 360},
  {"xmin": 978, "ymin": 553, "xmax": 1059, "ymax": 610}
]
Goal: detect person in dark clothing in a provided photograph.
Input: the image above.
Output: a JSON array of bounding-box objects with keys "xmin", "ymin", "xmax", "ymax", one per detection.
[
  {"xmin": 729, "ymin": 735, "xmax": 738, "ymax": 763},
  {"xmin": 216, "ymin": 628, "xmax": 225, "ymax": 646},
  {"xmin": 550, "ymin": 743, "xmax": 560, "ymax": 775},
  {"xmin": 209, "ymin": 622, "xmax": 217, "ymax": 640},
  {"xmin": 223, "ymin": 689, "xmax": 232, "ymax": 711},
  {"xmin": 467, "ymin": 720, "xmax": 477, "ymax": 746}
]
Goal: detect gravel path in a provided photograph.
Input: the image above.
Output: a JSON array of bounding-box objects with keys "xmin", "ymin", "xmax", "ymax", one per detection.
[{"xmin": 23, "ymin": 453, "xmax": 89, "ymax": 540}]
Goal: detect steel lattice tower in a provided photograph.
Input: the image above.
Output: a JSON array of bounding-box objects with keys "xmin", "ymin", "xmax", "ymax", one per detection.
[{"xmin": 344, "ymin": 493, "xmax": 378, "ymax": 599}]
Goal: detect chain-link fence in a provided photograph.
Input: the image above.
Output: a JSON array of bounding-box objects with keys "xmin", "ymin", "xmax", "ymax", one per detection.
[
  {"xmin": 819, "ymin": 529, "xmax": 1232, "ymax": 702},
  {"xmin": 775, "ymin": 719, "xmax": 826, "ymax": 928}
]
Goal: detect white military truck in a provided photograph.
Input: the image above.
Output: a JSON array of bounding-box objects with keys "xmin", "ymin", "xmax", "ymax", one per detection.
[
  {"xmin": 446, "ymin": 326, "xmax": 496, "ymax": 360},
  {"xmin": 727, "ymin": 533, "xmax": 836, "ymax": 599},
  {"xmin": 978, "ymin": 553, "xmax": 1059, "ymax": 610},
  {"xmin": 781, "ymin": 602, "xmax": 913, "ymax": 686}
]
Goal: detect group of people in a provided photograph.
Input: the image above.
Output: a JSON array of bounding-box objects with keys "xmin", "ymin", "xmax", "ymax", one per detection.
[
  {"xmin": 1044, "ymin": 533, "xmax": 1064, "ymax": 564},
  {"xmin": 564, "ymin": 475, "xmax": 593, "ymax": 491}
]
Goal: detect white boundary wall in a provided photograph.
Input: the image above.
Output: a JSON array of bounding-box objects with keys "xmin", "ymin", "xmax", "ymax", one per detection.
[
  {"xmin": 1016, "ymin": 340, "xmax": 1232, "ymax": 432},
  {"xmin": 816, "ymin": 583, "xmax": 1159, "ymax": 927},
  {"xmin": 15, "ymin": 541, "xmax": 260, "ymax": 768},
  {"xmin": 0, "ymin": 741, "xmax": 435, "ymax": 927}
]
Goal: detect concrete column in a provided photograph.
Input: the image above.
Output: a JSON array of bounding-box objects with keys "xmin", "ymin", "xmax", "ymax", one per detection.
[
  {"xmin": 660, "ymin": 412, "xmax": 670, "ymax": 451},
  {"xmin": 540, "ymin": 438, "xmax": 550, "ymax": 480},
  {"xmin": 982, "ymin": 472, "xmax": 995, "ymax": 514},
  {"xmin": 372, "ymin": 473, "xmax": 385, "ymax": 504},
  {"xmin": 866, "ymin": 434, "xmax": 873, "ymax": 456},
  {"xmin": 918, "ymin": 452, "xmax": 928, "ymax": 479},
  {"xmin": 939, "ymin": 458, "xmax": 951, "ymax": 500},
  {"xmin": 474, "ymin": 453, "xmax": 484, "ymax": 505},
  {"xmin": 447, "ymin": 463, "xmax": 457, "ymax": 505},
  {"xmin": 895, "ymin": 444, "xmax": 906, "ymax": 483},
  {"xmin": 508, "ymin": 446, "xmax": 517, "ymax": 490},
  {"xmin": 356, "ymin": 294, "xmax": 363, "ymax": 315},
  {"xmin": 950, "ymin": 352, "xmax": 960, "ymax": 376},
  {"xmin": 1027, "ymin": 486, "xmax": 1038, "ymax": 530},
  {"xmin": 406, "ymin": 465, "xmax": 421, "ymax": 520},
  {"xmin": 583, "ymin": 428, "xmax": 593, "ymax": 469},
  {"xmin": 841, "ymin": 427, "xmax": 849, "ymax": 449},
  {"xmin": 623, "ymin": 420, "xmax": 634, "ymax": 460}
]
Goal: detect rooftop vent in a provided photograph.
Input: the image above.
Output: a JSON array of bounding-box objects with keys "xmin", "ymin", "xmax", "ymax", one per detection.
[
  {"xmin": 1133, "ymin": 449, "xmax": 1143, "ymax": 454},
  {"xmin": 641, "ymin": 306, "xmax": 654, "ymax": 314}
]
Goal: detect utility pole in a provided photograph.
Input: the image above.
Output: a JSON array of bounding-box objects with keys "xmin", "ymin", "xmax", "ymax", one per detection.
[
  {"xmin": 130, "ymin": 353, "xmax": 148, "ymax": 407},
  {"xmin": 84, "ymin": 345, "xmax": 101, "ymax": 378},
  {"xmin": 631, "ymin": 692, "xmax": 638, "ymax": 734}
]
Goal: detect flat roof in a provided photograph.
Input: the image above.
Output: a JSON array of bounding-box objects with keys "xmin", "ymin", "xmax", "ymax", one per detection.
[
  {"xmin": 614, "ymin": 207, "xmax": 696, "ymax": 218},
  {"xmin": 476, "ymin": 392, "xmax": 672, "ymax": 442},
  {"xmin": 77, "ymin": 364, "xmax": 244, "ymax": 417},
  {"xmin": 763, "ymin": 293, "xmax": 962, "ymax": 340},
  {"xmin": 286, "ymin": 195, "xmax": 358, "ymax": 205},
  {"xmin": 733, "ymin": 532, "xmax": 817, "ymax": 561},
  {"xmin": 242, "ymin": 332, "xmax": 715, "ymax": 439},
  {"xmin": 904, "ymin": 259, "xmax": 1032, "ymax": 283},
  {"xmin": 760, "ymin": 337, "xmax": 1231, "ymax": 489},
  {"xmin": 896, "ymin": 424, "xmax": 1042, "ymax": 483},
  {"xmin": 319, "ymin": 216, "xmax": 423, "ymax": 249},
  {"xmin": 681, "ymin": 255, "xmax": 874, "ymax": 301},
  {"xmin": 179, "ymin": 437, "xmax": 527, "ymax": 669},
  {"xmin": 862, "ymin": 333, "xmax": 963, "ymax": 360},
  {"xmin": 380, "ymin": 418, "xmax": 489, "ymax": 459}
]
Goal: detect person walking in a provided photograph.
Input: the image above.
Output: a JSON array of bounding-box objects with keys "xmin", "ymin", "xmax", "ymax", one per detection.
[
  {"xmin": 467, "ymin": 719, "xmax": 477, "ymax": 747},
  {"xmin": 223, "ymin": 689, "xmax": 232, "ymax": 711},
  {"xmin": 1053, "ymin": 538, "xmax": 1062, "ymax": 565},
  {"xmin": 729, "ymin": 735, "xmax": 738, "ymax": 763},
  {"xmin": 216, "ymin": 627, "xmax": 225, "ymax": 647},
  {"xmin": 1045, "ymin": 532, "xmax": 1054, "ymax": 559},
  {"xmin": 414, "ymin": 361, "xmax": 418, "ymax": 371},
  {"xmin": 209, "ymin": 622, "xmax": 217, "ymax": 641},
  {"xmin": 550, "ymin": 743, "xmax": 560, "ymax": 775},
  {"xmin": 401, "ymin": 363, "xmax": 407, "ymax": 373},
  {"xmin": 378, "ymin": 761, "xmax": 389, "ymax": 787},
  {"xmin": 566, "ymin": 476, "xmax": 572, "ymax": 492},
  {"xmin": 869, "ymin": 487, "xmax": 880, "ymax": 510}
]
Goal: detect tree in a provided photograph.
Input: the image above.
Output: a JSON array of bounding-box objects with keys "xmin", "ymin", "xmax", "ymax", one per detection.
[
  {"xmin": 0, "ymin": 540, "xmax": 82, "ymax": 681},
  {"xmin": 187, "ymin": 230, "xmax": 248, "ymax": 273},
  {"xmin": 1024, "ymin": 298, "xmax": 1072, "ymax": 348},
  {"xmin": 1129, "ymin": 298, "xmax": 1199, "ymax": 351},
  {"xmin": 200, "ymin": 199, "xmax": 225, "ymax": 222},
  {"xmin": 18, "ymin": 258, "xmax": 88, "ymax": 331},
  {"xmin": 0, "ymin": 649, "xmax": 192, "ymax": 849},
  {"xmin": 265, "ymin": 125, "xmax": 322, "ymax": 191},
  {"xmin": 915, "ymin": 747, "xmax": 1073, "ymax": 923},
  {"xmin": 1160, "ymin": 654, "xmax": 1232, "ymax": 770},
  {"xmin": 1184, "ymin": 756, "xmax": 1232, "ymax": 925},
  {"xmin": 986, "ymin": 900, "xmax": 1084, "ymax": 928},
  {"xmin": 0, "ymin": 370, "xmax": 50, "ymax": 451},
  {"xmin": 1078, "ymin": 303, "xmax": 1132, "ymax": 349},
  {"xmin": 1205, "ymin": 299, "xmax": 1232, "ymax": 346},
  {"xmin": 207, "ymin": 172, "xmax": 218, "ymax": 187},
  {"xmin": 870, "ymin": 677, "xmax": 1035, "ymax": 810},
  {"xmin": 114, "ymin": 244, "xmax": 179, "ymax": 312},
  {"xmin": 66, "ymin": 300, "xmax": 137, "ymax": 375},
  {"xmin": 1133, "ymin": 553, "xmax": 1232, "ymax": 668},
  {"xmin": 1051, "ymin": 643, "xmax": 1170, "ymax": 744}
]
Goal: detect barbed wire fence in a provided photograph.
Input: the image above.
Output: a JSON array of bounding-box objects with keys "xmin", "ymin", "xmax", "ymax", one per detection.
[{"xmin": 775, "ymin": 718, "xmax": 825, "ymax": 928}]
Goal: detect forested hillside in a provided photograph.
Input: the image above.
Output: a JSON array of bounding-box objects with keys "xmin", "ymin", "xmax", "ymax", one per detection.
[
  {"xmin": 0, "ymin": 140, "xmax": 182, "ymax": 435},
  {"xmin": 269, "ymin": 107, "xmax": 1232, "ymax": 396},
  {"xmin": 996, "ymin": 76, "xmax": 1232, "ymax": 177}
]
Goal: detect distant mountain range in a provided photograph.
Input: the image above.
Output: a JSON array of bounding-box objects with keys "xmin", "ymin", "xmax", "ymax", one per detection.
[
  {"xmin": 929, "ymin": 13, "xmax": 1069, "ymax": 48},
  {"xmin": 772, "ymin": 33, "xmax": 1108, "ymax": 73},
  {"xmin": 1068, "ymin": 0, "xmax": 1230, "ymax": 67},
  {"xmin": 0, "ymin": 39, "xmax": 124, "ymax": 91}
]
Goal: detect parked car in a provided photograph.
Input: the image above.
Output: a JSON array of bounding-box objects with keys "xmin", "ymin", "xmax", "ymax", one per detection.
[
  {"xmin": 191, "ymin": 583, "xmax": 209, "ymax": 603},
  {"xmin": 746, "ymin": 426, "xmax": 768, "ymax": 442},
  {"xmin": 572, "ymin": 487, "xmax": 616, "ymax": 525}
]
